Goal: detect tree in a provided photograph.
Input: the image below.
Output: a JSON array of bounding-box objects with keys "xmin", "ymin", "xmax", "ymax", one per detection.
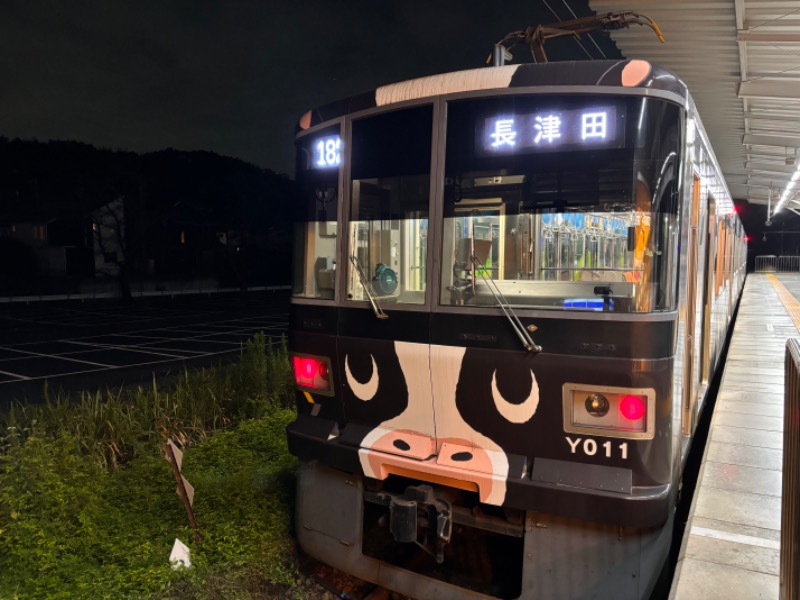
[{"xmin": 91, "ymin": 196, "xmax": 131, "ymax": 300}]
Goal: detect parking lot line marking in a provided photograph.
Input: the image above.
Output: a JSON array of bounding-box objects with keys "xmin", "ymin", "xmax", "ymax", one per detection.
[
  {"xmin": 60, "ymin": 342, "xmax": 190, "ymax": 360},
  {"xmin": 0, "ymin": 297, "xmax": 288, "ymax": 394},
  {"xmin": 0, "ymin": 347, "xmax": 245, "ymax": 385},
  {"xmin": 0, "ymin": 369, "xmax": 30, "ymax": 380},
  {"xmin": 0, "ymin": 346, "xmax": 113, "ymax": 368}
]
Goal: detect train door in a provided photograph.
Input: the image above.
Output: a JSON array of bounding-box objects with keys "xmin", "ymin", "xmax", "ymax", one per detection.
[
  {"xmin": 727, "ymin": 222, "xmax": 736, "ymax": 315},
  {"xmin": 700, "ymin": 195, "xmax": 716, "ymax": 384},
  {"xmin": 339, "ymin": 104, "xmax": 439, "ymax": 467},
  {"xmin": 682, "ymin": 175, "xmax": 701, "ymax": 436}
]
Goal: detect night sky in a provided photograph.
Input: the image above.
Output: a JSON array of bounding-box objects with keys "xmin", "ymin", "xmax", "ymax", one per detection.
[{"xmin": 1, "ymin": 1, "xmax": 620, "ymax": 176}]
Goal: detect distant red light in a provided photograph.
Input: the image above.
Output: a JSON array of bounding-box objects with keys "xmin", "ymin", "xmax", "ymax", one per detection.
[
  {"xmin": 619, "ymin": 395, "xmax": 646, "ymax": 420},
  {"xmin": 744, "ymin": 235, "xmax": 751, "ymax": 243}
]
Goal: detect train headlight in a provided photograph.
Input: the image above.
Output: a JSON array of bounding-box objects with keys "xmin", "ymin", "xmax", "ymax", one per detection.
[
  {"xmin": 291, "ymin": 353, "xmax": 334, "ymax": 396},
  {"xmin": 585, "ymin": 393, "xmax": 610, "ymax": 417},
  {"xmin": 563, "ymin": 383, "xmax": 655, "ymax": 440}
]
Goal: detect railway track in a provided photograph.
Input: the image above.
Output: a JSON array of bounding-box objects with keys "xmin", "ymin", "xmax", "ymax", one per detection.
[{"xmin": 302, "ymin": 557, "xmax": 410, "ymax": 600}]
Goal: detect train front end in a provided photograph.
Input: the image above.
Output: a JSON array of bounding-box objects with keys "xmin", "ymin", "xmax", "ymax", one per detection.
[{"xmin": 287, "ymin": 61, "xmax": 705, "ymax": 600}]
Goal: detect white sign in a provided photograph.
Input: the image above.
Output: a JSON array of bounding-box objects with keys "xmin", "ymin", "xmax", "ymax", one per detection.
[
  {"xmin": 166, "ymin": 439, "xmax": 183, "ymax": 470},
  {"xmin": 178, "ymin": 475, "xmax": 195, "ymax": 507},
  {"xmin": 169, "ymin": 538, "xmax": 191, "ymax": 569}
]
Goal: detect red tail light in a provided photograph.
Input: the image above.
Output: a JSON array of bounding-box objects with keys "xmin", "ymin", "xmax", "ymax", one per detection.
[
  {"xmin": 292, "ymin": 354, "xmax": 333, "ymax": 394},
  {"xmin": 563, "ymin": 384, "xmax": 654, "ymax": 439},
  {"xmin": 619, "ymin": 394, "xmax": 646, "ymax": 421}
]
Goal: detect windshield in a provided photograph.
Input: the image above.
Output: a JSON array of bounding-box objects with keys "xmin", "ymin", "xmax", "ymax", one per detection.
[
  {"xmin": 441, "ymin": 96, "xmax": 681, "ymax": 313},
  {"xmin": 346, "ymin": 105, "xmax": 432, "ymax": 306},
  {"xmin": 292, "ymin": 124, "xmax": 341, "ymax": 300}
]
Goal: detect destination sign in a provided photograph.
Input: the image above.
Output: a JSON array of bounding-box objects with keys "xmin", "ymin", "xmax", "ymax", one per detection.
[
  {"xmin": 479, "ymin": 105, "xmax": 625, "ymax": 155},
  {"xmin": 310, "ymin": 134, "xmax": 342, "ymax": 169}
]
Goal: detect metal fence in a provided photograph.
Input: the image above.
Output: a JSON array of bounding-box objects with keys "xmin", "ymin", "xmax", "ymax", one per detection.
[
  {"xmin": 757, "ymin": 255, "xmax": 778, "ymax": 272},
  {"xmin": 782, "ymin": 339, "xmax": 800, "ymax": 599},
  {"xmin": 756, "ymin": 255, "xmax": 800, "ymax": 273},
  {"xmin": 781, "ymin": 256, "xmax": 800, "ymax": 273}
]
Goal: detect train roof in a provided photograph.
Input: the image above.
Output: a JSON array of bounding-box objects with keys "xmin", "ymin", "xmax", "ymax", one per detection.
[{"xmin": 297, "ymin": 59, "xmax": 689, "ymax": 132}]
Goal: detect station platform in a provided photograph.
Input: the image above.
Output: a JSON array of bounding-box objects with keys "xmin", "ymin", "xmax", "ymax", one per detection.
[{"xmin": 670, "ymin": 273, "xmax": 794, "ymax": 599}]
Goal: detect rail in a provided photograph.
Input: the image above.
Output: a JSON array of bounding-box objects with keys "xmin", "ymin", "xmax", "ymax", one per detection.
[
  {"xmin": 782, "ymin": 338, "xmax": 800, "ymax": 599},
  {"xmin": 757, "ymin": 255, "xmax": 800, "ymax": 273},
  {"xmin": 781, "ymin": 256, "xmax": 800, "ymax": 273},
  {"xmin": 756, "ymin": 255, "xmax": 778, "ymax": 272}
]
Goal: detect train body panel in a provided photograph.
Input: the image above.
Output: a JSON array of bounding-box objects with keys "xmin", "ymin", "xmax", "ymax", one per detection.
[
  {"xmin": 296, "ymin": 461, "xmax": 673, "ymax": 600},
  {"xmin": 291, "ymin": 308, "xmax": 676, "ymax": 521},
  {"xmin": 287, "ymin": 59, "xmax": 746, "ymax": 598}
]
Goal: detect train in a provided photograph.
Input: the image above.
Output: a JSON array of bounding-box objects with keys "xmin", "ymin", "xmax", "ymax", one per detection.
[{"xmin": 286, "ymin": 58, "xmax": 747, "ymax": 599}]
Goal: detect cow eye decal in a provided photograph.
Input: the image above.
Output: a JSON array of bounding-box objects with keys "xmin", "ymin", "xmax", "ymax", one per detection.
[
  {"xmin": 491, "ymin": 369, "xmax": 539, "ymax": 423},
  {"xmin": 345, "ymin": 354, "xmax": 379, "ymax": 401}
]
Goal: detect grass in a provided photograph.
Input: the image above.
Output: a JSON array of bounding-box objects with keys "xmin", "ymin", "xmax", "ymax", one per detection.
[
  {"xmin": 0, "ymin": 333, "xmax": 301, "ymax": 599},
  {"xmin": 1, "ymin": 333, "xmax": 294, "ymax": 468}
]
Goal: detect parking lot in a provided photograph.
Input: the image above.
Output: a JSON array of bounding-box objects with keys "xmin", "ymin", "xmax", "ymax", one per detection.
[{"xmin": 0, "ymin": 291, "xmax": 289, "ymax": 406}]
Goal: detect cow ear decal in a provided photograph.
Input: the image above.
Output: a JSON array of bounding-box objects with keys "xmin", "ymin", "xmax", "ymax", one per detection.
[
  {"xmin": 491, "ymin": 369, "xmax": 539, "ymax": 423},
  {"xmin": 345, "ymin": 354, "xmax": 379, "ymax": 401}
]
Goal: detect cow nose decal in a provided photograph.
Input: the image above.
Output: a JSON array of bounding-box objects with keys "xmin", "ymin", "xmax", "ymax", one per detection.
[
  {"xmin": 393, "ymin": 439, "xmax": 411, "ymax": 451},
  {"xmin": 491, "ymin": 369, "xmax": 539, "ymax": 423},
  {"xmin": 451, "ymin": 451, "xmax": 473, "ymax": 462},
  {"xmin": 345, "ymin": 354, "xmax": 379, "ymax": 401}
]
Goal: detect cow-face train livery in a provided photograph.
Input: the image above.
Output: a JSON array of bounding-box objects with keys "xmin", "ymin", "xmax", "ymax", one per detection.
[
  {"xmin": 346, "ymin": 341, "xmax": 539, "ymax": 506},
  {"xmin": 287, "ymin": 59, "xmax": 746, "ymax": 599}
]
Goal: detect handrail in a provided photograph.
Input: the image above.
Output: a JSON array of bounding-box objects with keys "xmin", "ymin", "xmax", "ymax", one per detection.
[
  {"xmin": 782, "ymin": 338, "xmax": 800, "ymax": 599},
  {"xmin": 780, "ymin": 256, "xmax": 800, "ymax": 273},
  {"xmin": 756, "ymin": 255, "xmax": 778, "ymax": 273},
  {"xmin": 350, "ymin": 255, "xmax": 388, "ymax": 320}
]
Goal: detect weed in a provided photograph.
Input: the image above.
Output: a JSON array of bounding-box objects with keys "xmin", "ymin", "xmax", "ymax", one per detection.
[
  {"xmin": 0, "ymin": 332, "xmax": 301, "ymax": 599},
  {"xmin": 0, "ymin": 332, "xmax": 294, "ymax": 468}
]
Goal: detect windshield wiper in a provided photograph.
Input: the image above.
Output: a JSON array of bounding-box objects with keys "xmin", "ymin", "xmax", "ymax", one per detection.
[
  {"xmin": 471, "ymin": 253, "xmax": 541, "ymax": 353},
  {"xmin": 350, "ymin": 255, "xmax": 388, "ymax": 320}
]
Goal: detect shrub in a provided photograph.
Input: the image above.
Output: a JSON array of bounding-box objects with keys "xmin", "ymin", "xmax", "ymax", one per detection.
[{"xmin": 0, "ymin": 332, "xmax": 300, "ymax": 599}]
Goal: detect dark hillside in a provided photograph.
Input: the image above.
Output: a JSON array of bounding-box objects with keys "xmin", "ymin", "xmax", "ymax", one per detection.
[{"xmin": 0, "ymin": 138, "xmax": 295, "ymax": 294}]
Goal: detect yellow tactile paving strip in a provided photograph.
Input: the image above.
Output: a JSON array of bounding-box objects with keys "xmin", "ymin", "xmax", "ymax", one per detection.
[{"xmin": 767, "ymin": 273, "xmax": 800, "ymax": 331}]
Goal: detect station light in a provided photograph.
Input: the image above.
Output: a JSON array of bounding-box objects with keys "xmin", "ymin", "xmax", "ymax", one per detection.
[{"xmin": 774, "ymin": 168, "xmax": 800, "ymax": 214}]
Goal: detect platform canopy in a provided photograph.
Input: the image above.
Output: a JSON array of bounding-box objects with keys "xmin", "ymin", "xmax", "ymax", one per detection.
[{"xmin": 589, "ymin": 0, "xmax": 800, "ymax": 215}]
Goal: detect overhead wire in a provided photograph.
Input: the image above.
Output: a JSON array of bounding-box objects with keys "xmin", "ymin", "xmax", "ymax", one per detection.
[
  {"xmin": 540, "ymin": 0, "xmax": 593, "ymax": 60},
  {"xmin": 558, "ymin": 0, "xmax": 607, "ymax": 59}
]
